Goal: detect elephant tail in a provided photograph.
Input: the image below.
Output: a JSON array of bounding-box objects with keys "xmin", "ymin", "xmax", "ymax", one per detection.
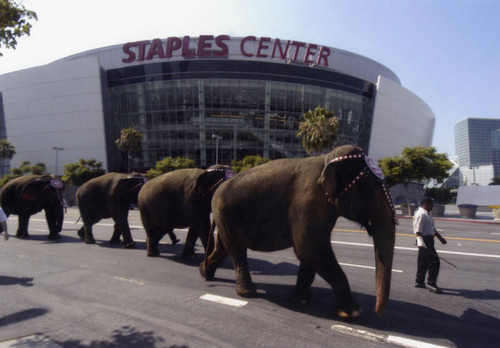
[
  {"xmin": 75, "ymin": 215, "xmax": 81, "ymax": 223},
  {"xmin": 203, "ymin": 219, "xmax": 217, "ymax": 263}
]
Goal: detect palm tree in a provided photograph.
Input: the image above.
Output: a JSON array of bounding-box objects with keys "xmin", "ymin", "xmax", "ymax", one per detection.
[
  {"xmin": 0, "ymin": 139, "xmax": 16, "ymax": 177},
  {"xmin": 297, "ymin": 106, "xmax": 338, "ymax": 155},
  {"xmin": 115, "ymin": 127, "xmax": 143, "ymax": 172}
]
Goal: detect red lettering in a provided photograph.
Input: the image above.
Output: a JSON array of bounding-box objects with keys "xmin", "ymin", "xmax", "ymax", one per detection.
[
  {"xmin": 197, "ymin": 35, "xmax": 213, "ymax": 57},
  {"xmin": 271, "ymin": 39, "xmax": 290, "ymax": 59},
  {"xmin": 182, "ymin": 36, "xmax": 196, "ymax": 57},
  {"xmin": 304, "ymin": 44, "xmax": 317, "ymax": 64},
  {"xmin": 240, "ymin": 36, "xmax": 256, "ymax": 57},
  {"xmin": 290, "ymin": 41, "xmax": 306, "ymax": 62},
  {"xmin": 135, "ymin": 41, "xmax": 150, "ymax": 61},
  {"xmin": 165, "ymin": 37, "xmax": 182, "ymax": 57},
  {"xmin": 146, "ymin": 39, "xmax": 165, "ymax": 60},
  {"xmin": 214, "ymin": 35, "xmax": 229, "ymax": 57},
  {"xmin": 257, "ymin": 37, "xmax": 271, "ymax": 58},
  {"xmin": 316, "ymin": 46, "xmax": 330, "ymax": 67},
  {"xmin": 122, "ymin": 42, "xmax": 136, "ymax": 63}
]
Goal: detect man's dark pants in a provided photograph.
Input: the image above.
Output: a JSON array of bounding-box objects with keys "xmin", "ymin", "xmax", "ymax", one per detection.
[{"xmin": 416, "ymin": 235, "xmax": 440, "ymax": 285}]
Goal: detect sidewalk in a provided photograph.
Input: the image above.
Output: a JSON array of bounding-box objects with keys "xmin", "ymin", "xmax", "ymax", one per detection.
[{"xmin": 397, "ymin": 204, "xmax": 500, "ymax": 224}]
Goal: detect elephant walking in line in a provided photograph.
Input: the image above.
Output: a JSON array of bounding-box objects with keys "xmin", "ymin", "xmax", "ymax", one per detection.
[
  {"xmin": 200, "ymin": 145, "xmax": 398, "ymax": 318},
  {"xmin": 76, "ymin": 172, "xmax": 146, "ymax": 248},
  {"xmin": 138, "ymin": 165, "xmax": 234, "ymax": 258},
  {"xmin": 0, "ymin": 174, "xmax": 65, "ymax": 239}
]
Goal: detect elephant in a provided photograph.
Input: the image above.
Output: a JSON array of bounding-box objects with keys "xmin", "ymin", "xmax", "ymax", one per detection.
[
  {"xmin": 199, "ymin": 145, "xmax": 398, "ymax": 318},
  {"xmin": 0, "ymin": 174, "xmax": 65, "ymax": 239},
  {"xmin": 138, "ymin": 165, "xmax": 234, "ymax": 258},
  {"xmin": 76, "ymin": 172, "xmax": 146, "ymax": 248}
]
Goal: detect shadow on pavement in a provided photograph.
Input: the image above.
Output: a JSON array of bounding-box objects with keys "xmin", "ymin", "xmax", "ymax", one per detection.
[
  {"xmin": 0, "ymin": 308, "xmax": 48, "ymax": 327},
  {"xmin": 0, "ymin": 275, "xmax": 34, "ymax": 286},
  {"xmin": 53, "ymin": 325, "xmax": 179, "ymax": 348},
  {"xmin": 253, "ymin": 282, "xmax": 499, "ymax": 348}
]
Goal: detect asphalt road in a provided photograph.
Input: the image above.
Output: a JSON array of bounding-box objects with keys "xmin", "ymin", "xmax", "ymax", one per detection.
[{"xmin": 0, "ymin": 208, "xmax": 499, "ymax": 348}]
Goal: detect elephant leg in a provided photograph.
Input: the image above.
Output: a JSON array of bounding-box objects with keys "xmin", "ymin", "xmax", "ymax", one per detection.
[
  {"xmin": 199, "ymin": 232, "xmax": 228, "ymax": 281},
  {"xmin": 182, "ymin": 226, "xmax": 198, "ymax": 259},
  {"xmin": 45, "ymin": 209, "xmax": 62, "ymax": 240},
  {"xmin": 292, "ymin": 262, "xmax": 316, "ymax": 305},
  {"xmin": 228, "ymin": 245, "xmax": 256, "ymax": 298},
  {"xmin": 146, "ymin": 227, "xmax": 162, "ymax": 257},
  {"xmin": 16, "ymin": 214, "xmax": 30, "ymax": 239},
  {"xmin": 84, "ymin": 224, "xmax": 96, "ymax": 244},
  {"xmin": 113, "ymin": 215, "xmax": 135, "ymax": 249},
  {"xmin": 196, "ymin": 217, "xmax": 213, "ymax": 253},
  {"xmin": 302, "ymin": 246, "xmax": 359, "ymax": 318},
  {"xmin": 109, "ymin": 221, "xmax": 121, "ymax": 245},
  {"xmin": 77, "ymin": 226, "xmax": 85, "ymax": 240}
]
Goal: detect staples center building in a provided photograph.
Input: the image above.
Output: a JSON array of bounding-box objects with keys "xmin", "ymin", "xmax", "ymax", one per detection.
[{"xmin": 0, "ymin": 35, "xmax": 434, "ymax": 173}]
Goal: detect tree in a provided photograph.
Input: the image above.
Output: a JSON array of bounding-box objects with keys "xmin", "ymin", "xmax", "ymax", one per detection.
[
  {"xmin": 0, "ymin": 138, "xmax": 15, "ymax": 177},
  {"xmin": 297, "ymin": 106, "xmax": 338, "ymax": 155},
  {"xmin": 0, "ymin": 0, "xmax": 37, "ymax": 56},
  {"xmin": 115, "ymin": 127, "xmax": 143, "ymax": 172},
  {"xmin": 62, "ymin": 158, "xmax": 106, "ymax": 187},
  {"xmin": 231, "ymin": 155, "xmax": 270, "ymax": 173},
  {"xmin": 0, "ymin": 160, "xmax": 45, "ymax": 186},
  {"xmin": 378, "ymin": 146, "xmax": 453, "ymax": 214},
  {"xmin": 145, "ymin": 156, "xmax": 195, "ymax": 179}
]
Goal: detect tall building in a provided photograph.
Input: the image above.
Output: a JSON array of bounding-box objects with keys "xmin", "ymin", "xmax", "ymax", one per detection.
[
  {"xmin": 455, "ymin": 118, "xmax": 500, "ymax": 184},
  {"xmin": 0, "ymin": 35, "xmax": 435, "ymax": 173}
]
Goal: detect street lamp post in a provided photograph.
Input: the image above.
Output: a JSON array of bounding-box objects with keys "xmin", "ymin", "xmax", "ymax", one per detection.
[
  {"xmin": 52, "ymin": 147, "xmax": 64, "ymax": 175},
  {"xmin": 211, "ymin": 134, "xmax": 222, "ymax": 164}
]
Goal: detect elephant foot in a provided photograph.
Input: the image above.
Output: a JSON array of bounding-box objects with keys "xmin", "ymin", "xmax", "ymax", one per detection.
[
  {"xmin": 199, "ymin": 261, "xmax": 215, "ymax": 280},
  {"xmin": 85, "ymin": 239, "xmax": 96, "ymax": 245},
  {"xmin": 48, "ymin": 233, "xmax": 61, "ymax": 240},
  {"xmin": 147, "ymin": 244, "xmax": 160, "ymax": 257},
  {"xmin": 77, "ymin": 228, "xmax": 85, "ymax": 240},
  {"xmin": 336, "ymin": 302, "xmax": 362, "ymax": 319},
  {"xmin": 109, "ymin": 238, "xmax": 121, "ymax": 245},
  {"xmin": 123, "ymin": 241, "xmax": 135, "ymax": 249},
  {"xmin": 291, "ymin": 289, "xmax": 315, "ymax": 305},
  {"xmin": 16, "ymin": 232, "xmax": 29, "ymax": 239},
  {"xmin": 236, "ymin": 283, "xmax": 257, "ymax": 298}
]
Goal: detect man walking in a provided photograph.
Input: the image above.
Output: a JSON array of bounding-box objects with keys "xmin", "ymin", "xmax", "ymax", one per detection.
[{"xmin": 413, "ymin": 196, "xmax": 447, "ymax": 294}]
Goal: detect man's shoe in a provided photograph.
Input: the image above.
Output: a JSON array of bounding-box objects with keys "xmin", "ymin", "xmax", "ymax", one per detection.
[
  {"xmin": 414, "ymin": 282, "xmax": 426, "ymax": 289},
  {"xmin": 427, "ymin": 283, "xmax": 443, "ymax": 294}
]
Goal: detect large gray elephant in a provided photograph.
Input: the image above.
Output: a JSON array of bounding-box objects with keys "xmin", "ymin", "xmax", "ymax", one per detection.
[
  {"xmin": 138, "ymin": 165, "xmax": 234, "ymax": 258},
  {"xmin": 76, "ymin": 172, "xmax": 146, "ymax": 248},
  {"xmin": 199, "ymin": 145, "xmax": 398, "ymax": 318},
  {"xmin": 0, "ymin": 174, "xmax": 65, "ymax": 239}
]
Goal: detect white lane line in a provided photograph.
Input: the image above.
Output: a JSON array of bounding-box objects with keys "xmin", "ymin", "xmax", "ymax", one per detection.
[
  {"xmin": 114, "ymin": 276, "xmax": 144, "ymax": 286},
  {"xmin": 331, "ymin": 325, "xmax": 448, "ymax": 348},
  {"xmin": 339, "ymin": 262, "xmax": 403, "ymax": 273},
  {"xmin": 332, "ymin": 240, "xmax": 500, "ymax": 258},
  {"xmin": 200, "ymin": 293, "xmax": 248, "ymax": 307}
]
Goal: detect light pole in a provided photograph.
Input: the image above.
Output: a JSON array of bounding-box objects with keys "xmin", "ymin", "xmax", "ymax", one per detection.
[
  {"xmin": 52, "ymin": 147, "xmax": 64, "ymax": 175},
  {"xmin": 211, "ymin": 134, "xmax": 222, "ymax": 164}
]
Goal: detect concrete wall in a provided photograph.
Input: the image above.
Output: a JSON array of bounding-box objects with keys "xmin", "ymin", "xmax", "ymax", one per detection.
[{"xmin": 0, "ymin": 57, "xmax": 108, "ymax": 174}]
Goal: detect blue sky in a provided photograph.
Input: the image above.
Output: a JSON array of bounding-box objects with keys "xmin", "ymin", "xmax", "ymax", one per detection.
[{"xmin": 1, "ymin": 0, "xmax": 499, "ymax": 157}]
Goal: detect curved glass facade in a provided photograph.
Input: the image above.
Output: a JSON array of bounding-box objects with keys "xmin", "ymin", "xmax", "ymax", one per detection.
[{"xmin": 105, "ymin": 60, "xmax": 375, "ymax": 170}]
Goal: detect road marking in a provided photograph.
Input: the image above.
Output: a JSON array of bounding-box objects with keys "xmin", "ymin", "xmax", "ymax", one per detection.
[
  {"xmin": 114, "ymin": 276, "xmax": 144, "ymax": 286},
  {"xmin": 200, "ymin": 293, "xmax": 247, "ymax": 307},
  {"xmin": 339, "ymin": 262, "xmax": 403, "ymax": 273},
  {"xmin": 0, "ymin": 334, "xmax": 64, "ymax": 348},
  {"xmin": 332, "ymin": 241, "xmax": 500, "ymax": 258},
  {"xmin": 331, "ymin": 325, "xmax": 448, "ymax": 348}
]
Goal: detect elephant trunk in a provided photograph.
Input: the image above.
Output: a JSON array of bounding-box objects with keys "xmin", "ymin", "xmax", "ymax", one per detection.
[{"xmin": 371, "ymin": 222, "xmax": 395, "ymax": 317}]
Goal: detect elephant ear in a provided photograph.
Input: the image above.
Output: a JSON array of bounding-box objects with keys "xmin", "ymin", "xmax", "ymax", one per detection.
[
  {"xmin": 195, "ymin": 167, "xmax": 235, "ymax": 197},
  {"xmin": 318, "ymin": 150, "xmax": 365, "ymax": 201}
]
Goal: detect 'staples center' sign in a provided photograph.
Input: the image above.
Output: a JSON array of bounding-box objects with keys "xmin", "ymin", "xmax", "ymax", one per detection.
[{"xmin": 122, "ymin": 35, "xmax": 331, "ymax": 67}]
